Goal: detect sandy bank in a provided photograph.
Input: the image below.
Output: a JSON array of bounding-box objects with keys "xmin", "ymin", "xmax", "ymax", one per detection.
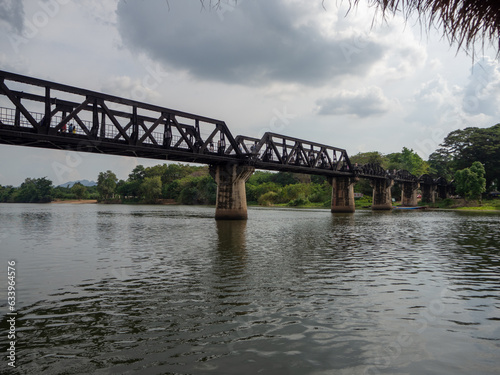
[{"xmin": 51, "ymin": 200, "xmax": 98, "ymax": 204}]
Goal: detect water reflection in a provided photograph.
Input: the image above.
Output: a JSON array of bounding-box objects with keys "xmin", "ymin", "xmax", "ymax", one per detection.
[
  {"xmin": 216, "ymin": 220, "xmax": 247, "ymax": 253},
  {"xmin": 20, "ymin": 209, "xmax": 53, "ymax": 234}
]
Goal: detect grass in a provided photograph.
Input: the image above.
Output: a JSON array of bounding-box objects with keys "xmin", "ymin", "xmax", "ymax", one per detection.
[
  {"xmin": 426, "ymin": 198, "xmax": 500, "ymax": 211},
  {"xmin": 456, "ymin": 202, "xmax": 500, "ymax": 211},
  {"xmin": 251, "ymin": 197, "xmax": 500, "ymax": 211}
]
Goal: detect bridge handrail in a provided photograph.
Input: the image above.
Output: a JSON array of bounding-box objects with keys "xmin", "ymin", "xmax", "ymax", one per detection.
[{"xmin": 0, "ymin": 70, "xmax": 244, "ymax": 158}]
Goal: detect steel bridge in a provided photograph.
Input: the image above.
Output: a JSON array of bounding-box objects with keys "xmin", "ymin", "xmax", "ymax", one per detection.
[
  {"xmin": 0, "ymin": 70, "xmax": 357, "ymax": 176},
  {"xmin": 0, "ymin": 70, "xmax": 451, "ymax": 218},
  {"xmin": 0, "ymin": 69, "xmax": 419, "ymax": 181}
]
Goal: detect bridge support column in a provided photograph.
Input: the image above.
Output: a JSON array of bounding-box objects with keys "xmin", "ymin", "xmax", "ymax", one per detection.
[
  {"xmin": 330, "ymin": 177, "xmax": 357, "ymax": 213},
  {"xmin": 421, "ymin": 184, "xmax": 436, "ymax": 203},
  {"xmin": 371, "ymin": 178, "xmax": 393, "ymax": 210},
  {"xmin": 210, "ymin": 164, "xmax": 255, "ymax": 220},
  {"xmin": 438, "ymin": 185, "xmax": 449, "ymax": 200},
  {"xmin": 401, "ymin": 182, "xmax": 419, "ymax": 206}
]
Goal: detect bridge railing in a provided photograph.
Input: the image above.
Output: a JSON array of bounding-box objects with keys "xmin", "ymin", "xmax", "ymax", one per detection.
[
  {"xmin": 0, "ymin": 70, "xmax": 244, "ymax": 161},
  {"xmin": 0, "ymin": 106, "xmax": 192, "ymax": 149}
]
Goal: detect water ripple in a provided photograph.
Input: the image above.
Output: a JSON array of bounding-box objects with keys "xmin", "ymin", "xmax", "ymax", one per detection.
[{"xmin": 0, "ymin": 205, "xmax": 499, "ymax": 374}]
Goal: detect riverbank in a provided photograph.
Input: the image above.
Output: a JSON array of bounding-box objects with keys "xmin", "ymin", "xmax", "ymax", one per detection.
[
  {"xmin": 51, "ymin": 199, "xmax": 97, "ymax": 204},
  {"xmin": 47, "ymin": 198, "xmax": 499, "ymax": 212},
  {"xmin": 422, "ymin": 198, "xmax": 500, "ymax": 211}
]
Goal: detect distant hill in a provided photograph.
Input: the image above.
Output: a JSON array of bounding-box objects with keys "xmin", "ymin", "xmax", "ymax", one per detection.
[{"xmin": 57, "ymin": 180, "xmax": 97, "ymax": 188}]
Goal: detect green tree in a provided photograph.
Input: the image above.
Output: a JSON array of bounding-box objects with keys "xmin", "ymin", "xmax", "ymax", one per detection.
[
  {"xmin": 14, "ymin": 177, "xmax": 53, "ymax": 203},
  {"xmin": 387, "ymin": 147, "xmax": 429, "ymax": 176},
  {"xmin": 434, "ymin": 124, "xmax": 500, "ymax": 189},
  {"xmin": 97, "ymin": 170, "xmax": 118, "ymax": 200},
  {"xmin": 128, "ymin": 165, "xmax": 146, "ymax": 182},
  {"xmin": 428, "ymin": 151, "xmax": 455, "ymax": 180},
  {"xmin": 140, "ymin": 176, "xmax": 162, "ymax": 203},
  {"xmin": 117, "ymin": 180, "xmax": 141, "ymax": 199},
  {"xmin": 196, "ymin": 175, "xmax": 217, "ymax": 204},
  {"xmin": 179, "ymin": 186, "xmax": 199, "ymax": 205},
  {"xmin": 270, "ymin": 172, "xmax": 300, "ymax": 186},
  {"xmin": 0, "ymin": 185, "xmax": 16, "ymax": 202},
  {"xmin": 454, "ymin": 162, "xmax": 486, "ymax": 202},
  {"xmin": 350, "ymin": 151, "xmax": 388, "ymax": 167},
  {"xmin": 162, "ymin": 163, "xmax": 195, "ymax": 184},
  {"xmin": 71, "ymin": 183, "xmax": 87, "ymax": 200}
]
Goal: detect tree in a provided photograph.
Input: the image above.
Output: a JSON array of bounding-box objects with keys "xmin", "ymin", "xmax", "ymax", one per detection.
[
  {"xmin": 428, "ymin": 151, "xmax": 454, "ymax": 180},
  {"xmin": 387, "ymin": 147, "xmax": 429, "ymax": 176},
  {"xmin": 140, "ymin": 176, "xmax": 162, "ymax": 203},
  {"xmin": 14, "ymin": 177, "xmax": 53, "ymax": 203},
  {"xmin": 162, "ymin": 163, "xmax": 193, "ymax": 184},
  {"xmin": 454, "ymin": 161, "xmax": 486, "ymax": 201},
  {"xmin": 97, "ymin": 171, "xmax": 118, "ymax": 200},
  {"xmin": 128, "ymin": 165, "xmax": 146, "ymax": 182},
  {"xmin": 71, "ymin": 183, "xmax": 87, "ymax": 200},
  {"xmin": 434, "ymin": 124, "xmax": 500, "ymax": 188},
  {"xmin": 0, "ymin": 185, "xmax": 16, "ymax": 203},
  {"xmin": 350, "ymin": 151, "xmax": 388, "ymax": 167}
]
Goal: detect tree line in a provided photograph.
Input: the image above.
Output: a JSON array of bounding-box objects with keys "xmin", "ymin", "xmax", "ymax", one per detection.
[
  {"xmin": 0, "ymin": 178, "xmax": 98, "ymax": 203},
  {"xmin": 96, "ymin": 164, "xmax": 217, "ymax": 204},
  {"xmin": 0, "ymin": 123, "xmax": 498, "ymax": 205}
]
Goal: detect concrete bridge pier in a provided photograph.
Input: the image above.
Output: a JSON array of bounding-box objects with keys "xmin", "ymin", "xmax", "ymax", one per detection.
[
  {"xmin": 421, "ymin": 184, "xmax": 436, "ymax": 203},
  {"xmin": 210, "ymin": 164, "xmax": 255, "ymax": 220},
  {"xmin": 371, "ymin": 178, "xmax": 393, "ymax": 210},
  {"xmin": 401, "ymin": 182, "xmax": 419, "ymax": 206},
  {"xmin": 437, "ymin": 185, "xmax": 449, "ymax": 200},
  {"xmin": 330, "ymin": 176, "xmax": 358, "ymax": 213}
]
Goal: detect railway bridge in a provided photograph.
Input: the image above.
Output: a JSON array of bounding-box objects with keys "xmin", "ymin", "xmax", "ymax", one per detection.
[{"xmin": 0, "ymin": 70, "xmax": 451, "ymax": 219}]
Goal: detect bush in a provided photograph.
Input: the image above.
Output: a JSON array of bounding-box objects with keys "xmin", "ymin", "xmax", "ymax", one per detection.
[
  {"xmin": 179, "ymin": 186, "xmax": 199, "ymax": 205},
  {"xmin": 282, "ymin": 184, "xmax": 311, "ymax": 202},
  {"xmin": 246, "ymin": 182, "xmax": 281, "ymax": 202},
  {"xmin": 258, "ymin": 191, "xmax": 279, "ymax": 206},
  {"xmin": 287, "ymin": 196, "xmax": 310, "ymax": 207},
  {"xmin": 196, "ymin": 175, "xmax": 217, "ymax": 204},
  {"xmin": 440, "ymin": 198, "xmax": 454, "ymax": 208}
]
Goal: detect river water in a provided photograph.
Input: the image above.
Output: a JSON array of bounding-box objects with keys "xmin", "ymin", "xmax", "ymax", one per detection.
[{"xmin": 0, "ymin": 203, "xmax": 499, "ymax": 375}]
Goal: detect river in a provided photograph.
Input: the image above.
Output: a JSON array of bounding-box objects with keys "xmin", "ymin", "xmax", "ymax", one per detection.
[{"xmin": 0, "ymin": 203, "xmax": 499, "ymax": 374}]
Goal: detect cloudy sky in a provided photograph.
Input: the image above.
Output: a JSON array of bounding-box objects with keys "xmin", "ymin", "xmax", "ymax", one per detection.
[{"xmin": 0, "ymin": 0, "xmax": 499, "ymax": 186}]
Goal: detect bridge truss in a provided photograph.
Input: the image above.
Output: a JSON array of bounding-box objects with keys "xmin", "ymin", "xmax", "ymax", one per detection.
[{"xmin": 0, "ymin": 70, "xmax": 449, "ymax": 188}]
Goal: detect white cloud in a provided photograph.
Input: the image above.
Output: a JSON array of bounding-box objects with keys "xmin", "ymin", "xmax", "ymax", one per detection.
[
  {"xmin": 462, "ymin": 56, "xmax": 500, "ymax": 117},
  {"xmin": 316, "ymin": 86, "xmax": 393, "ymax": 117},
  {"xmin": 101, "ymin": 75, "xmax": 163, "ymax": 105},
  {"xmin": 405, "ymin": 76, "xmax": 459, "ymax": 126}
]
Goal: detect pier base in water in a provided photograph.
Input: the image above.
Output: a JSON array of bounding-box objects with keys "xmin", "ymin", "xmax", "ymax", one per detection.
[
  {"xmin": 330, "ymin": 177, "xmax": 357, "ymax": 213},
  {"xmin": 372, "ymin": 178, "xmax": 393, "ymax": 211},
  {"xmin": 210, "ymin": 164, "xmax": 255, "ymax": 220},
  {"xmin": 401, "ymin": 181, "xmax": 419, "ymax": 207}
]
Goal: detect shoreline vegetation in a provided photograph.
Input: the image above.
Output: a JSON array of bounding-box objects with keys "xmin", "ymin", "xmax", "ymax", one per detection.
[
  {"xmin": 47, "ymin": 197, "xmax": 500, "ymax": 212},
  {"xmin": 1, "ymin": 163, "xmax": 498, "ymax": 212}
]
